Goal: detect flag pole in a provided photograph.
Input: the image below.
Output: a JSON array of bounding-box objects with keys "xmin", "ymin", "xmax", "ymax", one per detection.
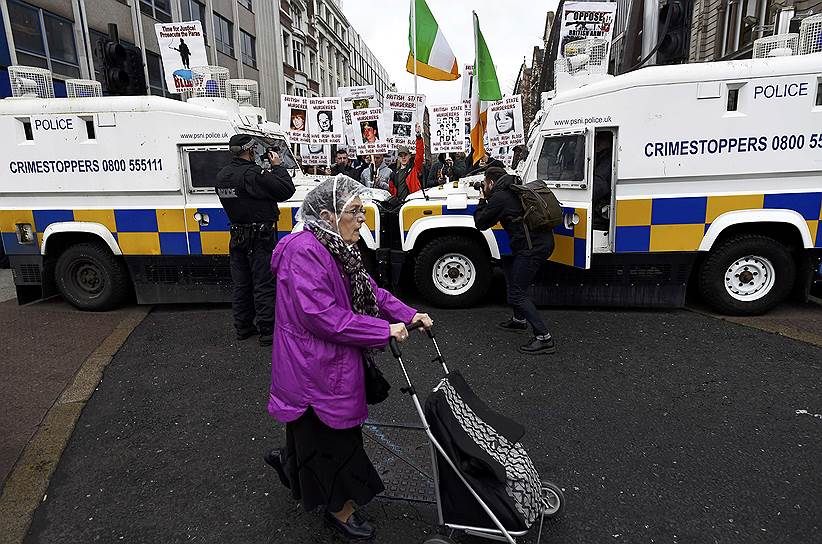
[
  {"xmin": 472, "ymin": 11, "xmax": 479, "ymax": 165},
  {"xmin": 412, "ymin": 0, "xmax": 418, "ymax": 96}
]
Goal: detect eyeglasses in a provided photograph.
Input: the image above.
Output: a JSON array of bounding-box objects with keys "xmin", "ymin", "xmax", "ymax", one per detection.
[{"xmin": 342, "ymin": 206, "xmax": 367, "ymax": 217}]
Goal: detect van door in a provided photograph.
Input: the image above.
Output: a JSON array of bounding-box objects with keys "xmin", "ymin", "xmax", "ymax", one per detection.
[
  {"xmin": 527, "ymin": 128, "xmax": 594, "ymax": 269},
  {"xmin": 180, "ymin": 146, "xmax": 234, "ymax": 256}
]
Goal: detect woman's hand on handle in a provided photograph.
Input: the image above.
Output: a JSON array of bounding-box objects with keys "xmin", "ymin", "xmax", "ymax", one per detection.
[
  {"xmin": 389, "ymin": 323, "xmax": 409, "ymax": 343},
  {"xmin": 411, "ymin": 313, "xmax": 434, "ymax": 330}
]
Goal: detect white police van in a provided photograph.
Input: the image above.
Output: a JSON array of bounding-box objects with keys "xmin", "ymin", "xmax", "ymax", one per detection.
[
  {"xmin": 386, "ymin": 31, "xmax": 822, "ymax": 316},
  {"xmin": 0, "ymin": 70, "xmax": 335, "ymax": 309}
]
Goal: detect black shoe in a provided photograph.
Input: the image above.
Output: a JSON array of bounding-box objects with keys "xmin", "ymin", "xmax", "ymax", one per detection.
[
  {"xmin": 497, "ymin": 318, "xmax": 529, "ymax": 332},
  {"xmin": 259, "ymin": 333, "xmax": 273, "ymax": 347},
  {"xmin": 519, "ymin": 336, "xmax": 557, "ymax": 354},
  {"xmin": 324, "ymin": 510, "xmax": 375, "ymax": 541},
  {"xmin": 264, "ymin": 448, "xmax": 290, "ymax": 489},
  {"xmin": 236, "ymin": 328, "xmax": 257, "ymax": 341}
]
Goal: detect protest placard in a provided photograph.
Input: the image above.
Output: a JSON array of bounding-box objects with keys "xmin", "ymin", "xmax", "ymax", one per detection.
[
  {"xmin": 307, "ymin": 97, "xmax": 344, "ymax": 145},
  {"xmin": 430, "ymin": 104, "xmax": 465, "ymax": 154},
  {"xmin": 487, "ymin": 95, "xmax": 525, "ymax": 150},
  {"xmin": 383, "ymin": 92, "xmax": 425, "ymax": 148},
  {"xmin": 350, "ymin": 108, "xmax": 389, "ymax": 155},
  {"xmin": 280, "ymin": 95, "xmax": 310, "ymax": 144},
  {"xmin": 559, "ymin": 2, "xmax": 617, "ymax": 60},
  {"xmin": 154, "ymin": 22, "xmax": 208, "ymax": 93},
  {"xmin": 299, "ymin": 143, "xmax": 331, "ymax": 166},
  {"xmin": 338, "ymin": 85, "xmax": 377, "ymax": 146}
]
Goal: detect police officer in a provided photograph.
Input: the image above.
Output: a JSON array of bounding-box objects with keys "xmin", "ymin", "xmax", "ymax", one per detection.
[{"xmin": 216, "ymin": 134, "xmax": 296, "ymax": 346}]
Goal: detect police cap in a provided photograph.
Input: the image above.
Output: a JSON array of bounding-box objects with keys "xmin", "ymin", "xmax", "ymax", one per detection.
[{"xmin": 229, "ymin": 134, "xmax": 256, "ymax": 155}]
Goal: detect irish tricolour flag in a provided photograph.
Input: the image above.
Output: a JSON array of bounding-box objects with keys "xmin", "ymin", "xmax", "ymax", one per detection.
[{"xmin": 407, "ymin": 0, "xmax": 460, "ymax": 81}]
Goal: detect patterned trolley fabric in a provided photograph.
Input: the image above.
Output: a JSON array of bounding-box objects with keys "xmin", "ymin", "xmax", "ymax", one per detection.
[
  {"xmin": 615, "ymin": 192, "xmax": 822, "ymax": 253},
  {"xmin": 440, "ymin": 378, "xmax": 543, "ymax": 527}
]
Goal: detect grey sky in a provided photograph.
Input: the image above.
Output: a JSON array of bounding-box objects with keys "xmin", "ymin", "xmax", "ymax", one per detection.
[{"xmin": 340, "ymin": 1, "xmax": 558, "ymax": 106}]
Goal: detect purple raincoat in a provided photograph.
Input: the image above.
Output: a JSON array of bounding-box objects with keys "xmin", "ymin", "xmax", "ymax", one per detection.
[{"xmin": 268, "ymin": 231, "xmax": 417, "ymax": 429}]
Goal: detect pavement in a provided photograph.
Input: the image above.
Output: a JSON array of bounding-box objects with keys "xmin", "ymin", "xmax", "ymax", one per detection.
[
  {"xmin": 1, "ymin": 269, "xmax": 15, "ymax": 303},
  {"xmin": 0, "ymin": 285, "xmax": 149, "ymax": 544},
  {"xmin": 16, "ymin": 296, "xmax": 822, "ymax": 544}
]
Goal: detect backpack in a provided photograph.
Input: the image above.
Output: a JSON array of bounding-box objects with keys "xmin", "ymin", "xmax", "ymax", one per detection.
[{"xmin": 509, "ymin": 179, "xmax": 563, "ymax": 248}]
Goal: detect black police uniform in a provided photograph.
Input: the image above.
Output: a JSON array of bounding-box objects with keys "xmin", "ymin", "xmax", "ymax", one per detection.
[{"xmin": 215, "ymin": 137, "xmax": 296, "ymax": 345}]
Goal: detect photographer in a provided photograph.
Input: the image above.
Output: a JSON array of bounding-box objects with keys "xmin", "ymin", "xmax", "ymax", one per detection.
[
  {"xmin": 473, "ymin": 167, "xmax": 556, "ymax": 355},
  {"xmin": 216, "ymin": 134, "xmax": 296, "ymax": 347}
]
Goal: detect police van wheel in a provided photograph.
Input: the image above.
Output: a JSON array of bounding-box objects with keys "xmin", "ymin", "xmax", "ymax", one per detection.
[
  {"xmin": 414, "ymin": 236, "xmax": 491, "ymax": 308},
  {"xmin": 55, "ymin": 242, "xmax": 131, "ymax": 311},
  {"xmin": 698, "ymin": 234, "xmax": 795, "ymax": 316}
]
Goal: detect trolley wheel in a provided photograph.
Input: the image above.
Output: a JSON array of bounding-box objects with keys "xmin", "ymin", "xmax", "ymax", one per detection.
[
  {"xmin": 414, "ymin": 235, "xmax": 491, "ymax": 308},
  {"xmin": 423, "ymin": 537, "xmax": 456, "ymax": 544},
  {"xmin": 54, "ymin": 241, "xmax": 131, "ymax": 311},
  {"xmin": 698, "ymin": 234, "xmax": 795, "ymax": 316},
  {"xmin": 541, "ymin": 480, "xmax": 565, "ymax": 518}
]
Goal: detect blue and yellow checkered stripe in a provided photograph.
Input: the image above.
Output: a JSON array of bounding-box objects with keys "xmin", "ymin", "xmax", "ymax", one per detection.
[
  {"xmin": 0, "ymin": 209, "xmax": 191, "ymax": 256},
  {"xmin": 401, "ymin": 203, "xmax": 588, "ymax": 266},
  {"xmin": 549, "ymin": 207, "xmax": 587, "ymax": 268},
  {"xmin": 0, "ymin": 205, "xmax": 379, "ymax": 256},
  {"xmin": 614, "ymin": 192, "xmax": 822, "ymax": 253}
]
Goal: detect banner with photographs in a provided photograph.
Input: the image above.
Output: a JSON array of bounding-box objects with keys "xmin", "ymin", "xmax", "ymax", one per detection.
[
  {"xmin": 350, "ymin": 108, "xmax": 389, "ymax": 155},
  {"xmin": 307, "ymin": 97, "xmax": 344, "ymax": 144},
  {"xmin": 154, "ymin": 21, "xmax": 208, "ymax": 93},
  {"xmin": 280, "ymin": 95, "xmax": 310, "ymax": 144},
  {"xmin": 338, "ymin": 85, "xmax": 378, "ymax": 146},
  {"xmin": 559, "ymin": 2, "xmax": 617, "ymax": 60},
  {"xmin": 383, "ymin": 92, "xmax": 425, "ymax": 148},
  {"xmin": 430, "ymin": 104, "xmax": 466, "ymax": 154},
  {"xmin": 299, "ymin": 143, "xmax": 331, "ymax": 166},
  {"xmin": 487, "ymin": 95, "xmax": 525, "ymax": 150}
]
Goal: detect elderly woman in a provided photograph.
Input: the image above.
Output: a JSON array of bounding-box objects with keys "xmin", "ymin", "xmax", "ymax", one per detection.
[{"xmin": 266, "ymin": 176, "xmax": 432, "ymax": 540}]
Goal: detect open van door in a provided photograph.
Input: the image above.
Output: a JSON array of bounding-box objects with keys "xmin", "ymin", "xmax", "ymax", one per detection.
[{"xmin": 526, "ymin": 128, "xmax": 593, "ymax": 269}]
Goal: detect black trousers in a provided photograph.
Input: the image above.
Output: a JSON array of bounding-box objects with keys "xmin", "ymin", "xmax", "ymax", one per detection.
[
  {"xmin": 504, "ymin": 243, "xmax": 554, "ymax": 337},
  {"xmin": 229, "ymin": 229, "xmax": 277, "ymax": 336}
]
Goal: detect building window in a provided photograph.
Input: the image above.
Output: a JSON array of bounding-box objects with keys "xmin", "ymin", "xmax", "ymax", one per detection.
[
  {"xmin": 241, "ymin": 31, "xmax": 256, "ymax": 68},
  {"xmin": 8, "ymin": 1, "xmax": 80, "ymax": 78},
  {"xmin": 283, "ymin": 31, "xmax": 291, "ymax": 66},
  {"xmin": 146, "ymin": 51, "xmax": 171, "ymax": 97},
  {"xmin": 140, "ymin": 0, "xmax": 172, "ymax": 23},
  {"xmin": 181, "ymin": 0, "xmax": 208, "ymax": 43},
  {"xmin": 238, "ymin": 0, "xmax": 252, "ymax": 12},
  {"xmin": 293, "ymin": 40, "xmax": 304, "ymax": 72},
  {"xmin": 292, "ymin": 3, "xmax": 303, "ymax": 31},
  {"xmin": 213, "ymin": 14, "xmax": 234, "ymax": 57},
  {"xmin": 309, "ymin": 52, "xmax": 317, "ymax": 80}
]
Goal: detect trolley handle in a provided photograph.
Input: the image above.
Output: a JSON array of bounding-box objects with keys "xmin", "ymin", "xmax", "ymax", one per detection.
[{"xmin": 388, "ymin": 321, "xmax": 431, "ymax": 358}]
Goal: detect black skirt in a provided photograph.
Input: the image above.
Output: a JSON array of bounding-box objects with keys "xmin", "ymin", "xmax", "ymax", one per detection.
[{"xmin": 283, "ymin": 407, "xmax": 384, "ymax": 513}]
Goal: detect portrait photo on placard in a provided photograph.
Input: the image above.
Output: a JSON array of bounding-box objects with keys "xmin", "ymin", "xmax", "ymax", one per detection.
[
  {"xmin": 360, "ymin": 121, "xmax": 380, "ymax": 143},
  {"xmin": 316, "ymin": 110, "xmax": 334, "ymax": 132},
  {"xmin": 393, "ymin": 111, "xmax": 413, "ymax": 123},
  {"xmin": 290, "ymin": 109, "xmax": 307, "ymax": 132},
  {"xmin": 393, "ymin": 124, "xmax": 412, "ymax": 137}
]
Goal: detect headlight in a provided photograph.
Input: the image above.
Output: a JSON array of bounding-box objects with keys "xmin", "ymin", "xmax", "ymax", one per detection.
[{"xmin": 15, "ymin": 223, "xmax": 35, "ymax": 245}]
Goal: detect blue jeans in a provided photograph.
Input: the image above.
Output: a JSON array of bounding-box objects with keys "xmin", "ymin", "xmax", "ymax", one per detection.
[{"xmin": 504, "ymin": 248, "xmax": 552, "ymax": 337}]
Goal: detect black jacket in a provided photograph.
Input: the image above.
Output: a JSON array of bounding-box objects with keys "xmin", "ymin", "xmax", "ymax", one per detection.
[
  {"xmin": 330, "ymin": 162, "xmax": 361, "ymax": 179},
  {"xmin": 215, "ymin": 158, "xmax": 295, "ymax": 224},
  {"xmin": 473, "ymin": 174, "xmax": 553, "ymax": 254}
]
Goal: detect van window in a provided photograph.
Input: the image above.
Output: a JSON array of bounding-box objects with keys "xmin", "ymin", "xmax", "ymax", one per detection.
[
  {"xmin": 188, "ymin": 150, "xmax": 233, "ymax": 189},
  {"xmin": 537, "ymin": 134, "xmax": 586, "ymax": 183}
]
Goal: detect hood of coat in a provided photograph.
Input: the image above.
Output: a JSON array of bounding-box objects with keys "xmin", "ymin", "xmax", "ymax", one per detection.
[{"xmin": 489, "ymin": 173, "xmax": 518, "ymax": 195}]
